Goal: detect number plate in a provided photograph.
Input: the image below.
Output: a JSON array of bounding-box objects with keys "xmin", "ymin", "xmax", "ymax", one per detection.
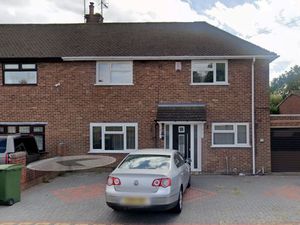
[{"xmin": 121, "ymin": 197, "xmax": 149, "ymax": 206}]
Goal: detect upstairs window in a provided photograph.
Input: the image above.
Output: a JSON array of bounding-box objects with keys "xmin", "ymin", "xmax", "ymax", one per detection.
[
  {"xmin": 96, "ymin": 61, "xmax": 133, "ymax": 85},
  {"xmin": 191, "ymin": 60, "xmax": 228, "ymax": 85},
  {"xmin": 3, "ymin": 63, "xmax": 37, "ymax": 85}
]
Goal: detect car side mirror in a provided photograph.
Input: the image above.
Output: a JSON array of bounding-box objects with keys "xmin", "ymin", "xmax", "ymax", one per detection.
[{"xmin": 185, "ymin": 158, "xmax": 191, "ymax": 164}]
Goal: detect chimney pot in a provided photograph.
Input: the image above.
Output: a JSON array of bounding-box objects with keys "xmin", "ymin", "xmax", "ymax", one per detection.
[
  {"xmin": 85, "ymin": 1, "xmax": 104, "ymax": 24},
  {"xmin": 89, "ymin": 2, "xmax": 94, "ymax": 15}
]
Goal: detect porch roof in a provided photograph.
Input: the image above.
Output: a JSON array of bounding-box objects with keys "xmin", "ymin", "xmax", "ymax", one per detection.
[{"xmin": 156, "ymin": 103, "xmax": 206, "ymax": 122}]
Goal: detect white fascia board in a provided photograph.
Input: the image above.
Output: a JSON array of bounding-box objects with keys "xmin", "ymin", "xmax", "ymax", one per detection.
[
  {"xmin": 0, "ymin": 122, "xmax": 48, "ymax": 125},
  {"xmin": 62, "ymin": 55, "xmax": 279, "ymax": 61}
]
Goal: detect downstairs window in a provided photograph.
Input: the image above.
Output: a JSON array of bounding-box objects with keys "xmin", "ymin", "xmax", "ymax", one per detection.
[{"xmin": 90, "ymin": 123, "xmax": 138, "ymax": 152}]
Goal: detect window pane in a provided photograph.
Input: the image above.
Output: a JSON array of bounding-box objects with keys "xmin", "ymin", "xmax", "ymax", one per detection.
[
  {"xmin": 22, "ymin": 64, "xmax": 36, "ymax": 70},
  {"xmin": 34, "ymin": 135, "xmax": 44, "ymax": 151},
  {"xmin": 193, "ymin": 71, "xmax": 213, "ymax": 83},
  {"xmin": 98, "ymin": 63, "xmax": 110, "ymax": 83},
  {"xmin": 111, "ymin": 63, "xmax": 131, "ymax": 71},
  {"xmin": 216, "ymin": 63, "xmax": 226, "ymax": 82},
  {"xmin": 4, "ymin": 64, "xmax": 19, "ymax": 69},
  {"xmin": 165, "ymin": 124, "xmax": 169, "ymax": 149},
  {"xmin": 193, "ymin": 62, "xmax": 213, "ymax": 70},
  {"xmin": 214, "ymin": 125, "xmax": 234, "ymax": 130},
  {"xmin": 126, "ymin": 126, "xmax": 136, "ymax": 149},
  {"xmin": 0, "ymin": 138, "xmax": 7, "ymax": 153},
  {"xmin": 105, "ymin": 134, "xmax": 124, "ymax": 150},
  {"xmin": 7, "ymin": 126, "xmax": 16, "ymax": 134},
  {"xmin": 111, "ymin": 71, "xmax": 132, "ymax": 83},
  {"xmin": 105, "ymin": 126, "xmax": 123, "ymax": 132},
  {"xmin": 178, "ymin": 134, "xmax": 185, "ymax": 158},
  {"xmin": 237, "ymin": 125, "xmax": 247, "ymax": 144},
  {"xmin": 119, "ymin": 155, "xmax": 170, "ymax": 170},
  {"xmin": 4, "ymin": 71, "xmax": 37, "ymax": 84},
  {"xmin": 93, "ymin": 127, "xmax": 102, "ymax": 149},
  {"xmin": 0, "ymin": 126, "xmax": 5, "ymax": 133},
  {"xmin": 19, "ymin": 126, "xmax": 30, "ymax": 134},
  {"xmin": 213, "ymin": 133, "xmax": 234, "ymax": 145},
  {"xmin": 33, "ymin": 126, "xmax": 44, "ymax": 133}
]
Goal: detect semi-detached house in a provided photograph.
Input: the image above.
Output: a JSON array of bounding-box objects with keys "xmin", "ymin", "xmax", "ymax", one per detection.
[{"xmin": 0, "ymin": 3, "xmax": 278, "ymax": 173}]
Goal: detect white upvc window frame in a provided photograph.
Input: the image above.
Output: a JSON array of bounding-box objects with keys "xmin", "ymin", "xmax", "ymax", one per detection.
[
  {"xmin": 90, "ymin": 122, "xmax": 138, "ymax": 153},
  {"xmin": 191, "ymin": 60, "xmax": 228, "ymax": 85},
  {"xmin": 95, "ymin": 61, "xmax": 133, "ymax": 85},
  {"xmin": 211, "ymin": 123, "xmax": 250, "ymax": 148}
]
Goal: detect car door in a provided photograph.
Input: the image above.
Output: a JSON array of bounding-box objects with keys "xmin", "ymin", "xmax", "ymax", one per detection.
[
  {"xmin": 174, "ymin": 152, "xmax": 189, "ymax": 189},
  {"xmin": 177, "ymin": 153, "xmax": 190, "ymax": 189}
]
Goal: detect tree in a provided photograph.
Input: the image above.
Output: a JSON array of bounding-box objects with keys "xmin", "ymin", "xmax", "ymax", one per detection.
[
  {"xmin": 270, "ymin": 94, "xmax": 282, "ymax": 114},
  {"xmin": 270, "ymin": 65, "xmax": 300, "ymax": 113},
  {"xmin": 270, "ymin": 65, "xmax": 300, "ymax": 97}
]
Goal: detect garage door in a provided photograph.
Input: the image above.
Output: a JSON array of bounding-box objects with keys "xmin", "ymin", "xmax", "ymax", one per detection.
[{"xmin": 271, "ymin": 128, "xmax": 300, "ymax": 172}]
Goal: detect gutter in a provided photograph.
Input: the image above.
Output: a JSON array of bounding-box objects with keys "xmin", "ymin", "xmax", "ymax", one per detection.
[
  {"xmin": 251, "ymin": 57, "xmax": 256, "ymax": 175},
  {"xmin": 62, "ymin": 55, "xmax": 278, "ymax": 61}
]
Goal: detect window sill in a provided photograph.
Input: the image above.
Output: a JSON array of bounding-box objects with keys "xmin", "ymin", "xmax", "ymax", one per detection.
[
  {"xmin": 190, "ymin": 83, "xmax": 229, "ymax": 86},
  {"xmin": 211, "ymin": 145, "xmax": 251, "ymax": 148},
  {"xmin": 88, "ymin": 150, "xmax": 136, "ymax": 154},
  {"xmin": 94, "ymin": 83, "xmax": 134, "ymax": 86}
]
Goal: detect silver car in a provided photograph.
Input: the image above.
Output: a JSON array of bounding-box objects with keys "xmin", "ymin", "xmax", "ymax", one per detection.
[{"xmin": 105, "ymin": 149, "xmax": 191, "ymax": 213}]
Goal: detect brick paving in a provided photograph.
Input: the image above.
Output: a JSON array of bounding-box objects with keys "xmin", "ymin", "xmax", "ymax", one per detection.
[{"xmin": 1, "ymin": 172, "xmax": 300, "ymax": 225}]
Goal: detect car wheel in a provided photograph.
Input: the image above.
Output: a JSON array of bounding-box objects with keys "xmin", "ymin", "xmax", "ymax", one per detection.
[
  {"xmin": 187, "ymin": 176, "xmax": 191, "ymax": 188},
  {"xmin": 7, "ymin": 199, "xmax": 14, "ymax": 206},
  {"xmin": 172, "ymin": 188, "xmax": 183, "ymax": 214}
]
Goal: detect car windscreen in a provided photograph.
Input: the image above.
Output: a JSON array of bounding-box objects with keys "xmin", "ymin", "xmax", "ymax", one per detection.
[
  {"xmin": 118, "ymin": 154, "xmax": 171, "ymax": 170},
  {"xmin": 0, "ymin": 138, "xmax": 7, "ymax": 153}
]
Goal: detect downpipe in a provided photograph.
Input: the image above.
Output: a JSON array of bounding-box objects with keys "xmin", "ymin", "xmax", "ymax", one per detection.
[{"xmin": 251, "ymin": 57, "xmax": 256, "ymax": 175}]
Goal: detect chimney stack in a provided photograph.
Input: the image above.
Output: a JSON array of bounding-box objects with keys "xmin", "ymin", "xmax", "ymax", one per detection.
[{"xmin": 85, "ymin": 2, "xmax": 103, "ymax": 24}]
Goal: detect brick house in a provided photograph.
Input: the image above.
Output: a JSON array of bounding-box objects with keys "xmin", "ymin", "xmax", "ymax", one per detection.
[
  {"xmin": 278, "ymin": 91, "xmax": 300, "ymax": 114},
  {"xmin": 0, "ymin": 3, "xmax": 278, "ymax": 174}
]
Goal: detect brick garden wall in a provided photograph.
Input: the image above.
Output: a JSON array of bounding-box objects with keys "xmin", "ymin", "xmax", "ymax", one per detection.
[{"xmin": 0, "ymin": 59, "xmax": 271, "ymax": 173}]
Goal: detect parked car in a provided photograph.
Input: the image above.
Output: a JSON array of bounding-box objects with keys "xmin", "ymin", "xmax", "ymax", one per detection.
[
  {"xmin": 0, "ymin": 134, "xmax": 40, "ymax": 164},
  {"xmin": 105, "ymin": 149, "xmax": 191, "ymax": 213}
]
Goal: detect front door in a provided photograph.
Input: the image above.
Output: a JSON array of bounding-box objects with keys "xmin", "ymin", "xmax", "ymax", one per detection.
[{"xmin": 173, "ymin": 125, "xmax": 190, "ymax": 160}]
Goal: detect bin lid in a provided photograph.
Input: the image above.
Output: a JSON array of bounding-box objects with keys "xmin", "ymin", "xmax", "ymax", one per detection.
[{"xmin": 0, "ymin": 164, "xmax": 23, "ymax": 170}]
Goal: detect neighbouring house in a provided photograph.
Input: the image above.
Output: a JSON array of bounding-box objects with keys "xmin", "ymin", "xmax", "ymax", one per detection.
[
  {"xmin": 270, "ymin": 91, "xmax": 300, "ymax": 172},
  {"xmin": 0, "ymin": 2, "xmax": 279, "ymax": 174},
  {"xmin": 278, "ymin": 91, "xmax": 300, "ymax": 114}
]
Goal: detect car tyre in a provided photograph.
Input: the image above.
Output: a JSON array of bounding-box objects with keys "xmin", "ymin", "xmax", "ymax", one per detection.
[
  {"xmin": 187, "ymin": 176, "xmax": 191, "ymax": 188},
  {"xmin": 172, "ymin": 188, "xmax": 183, "ymax": 214}
]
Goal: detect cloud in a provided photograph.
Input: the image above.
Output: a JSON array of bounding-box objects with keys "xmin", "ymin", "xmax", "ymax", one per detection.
[{"xmin": 203, "ymin": 0, "xmax": 300, "ymax": 80}]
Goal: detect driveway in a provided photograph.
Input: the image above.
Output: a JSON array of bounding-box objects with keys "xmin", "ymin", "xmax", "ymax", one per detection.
[{"xmin": 1, "ymin": 172, "xmax": 300, "ymax": 225}]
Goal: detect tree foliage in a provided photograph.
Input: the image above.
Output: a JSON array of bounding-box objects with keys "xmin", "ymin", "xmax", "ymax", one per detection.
[
  {"xmin": 270, "ymin": 65, "xmax": 300, "ymax": 97},
  {"xmin": 270, "ymin": 65, "xmax": 300, "ymax": 113}
]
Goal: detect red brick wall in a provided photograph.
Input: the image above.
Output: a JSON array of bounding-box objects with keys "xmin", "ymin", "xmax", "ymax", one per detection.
[
  {"xmin": 271, "ymin": 115, "xmax": 300, "ymax": 127},
  {"xmin": 0, "ymin": 59, "xmax": 271, "ymax": 173},
  {"xmin": 279, "ymin": 95, "xmax": 300, "ymax": 114}
]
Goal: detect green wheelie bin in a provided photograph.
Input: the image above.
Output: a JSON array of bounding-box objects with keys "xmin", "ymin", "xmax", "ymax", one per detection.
[{"xmin": 0, "ymin": 164, "xmax": 23, "ymax": 206}]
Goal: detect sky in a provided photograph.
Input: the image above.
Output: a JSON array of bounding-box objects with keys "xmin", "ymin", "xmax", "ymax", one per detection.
[{"xmin": 0, "ymin": 0, "xmax": 299, "ymax": 80}]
